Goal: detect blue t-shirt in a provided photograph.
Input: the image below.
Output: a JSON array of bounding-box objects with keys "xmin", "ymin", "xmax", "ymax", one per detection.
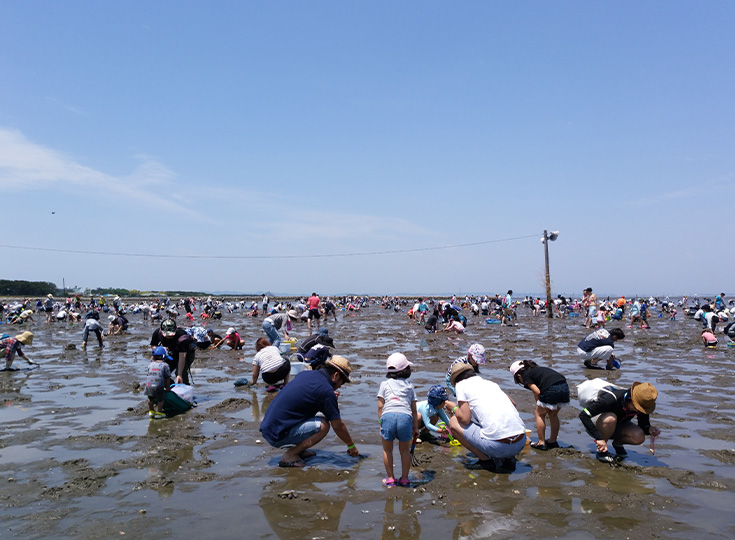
[
  {"xmin": 260, "ymin": 369, "xmax": 341, "ymax": 444},
  {"xmin": 417, "ymin": 400, "xmax": 450, "ymax": 432}
]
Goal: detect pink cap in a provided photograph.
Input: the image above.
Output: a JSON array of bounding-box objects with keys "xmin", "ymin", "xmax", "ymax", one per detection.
[{"xmin": 387, "ymin": 353, "xmax": 413, "ymax": 372}]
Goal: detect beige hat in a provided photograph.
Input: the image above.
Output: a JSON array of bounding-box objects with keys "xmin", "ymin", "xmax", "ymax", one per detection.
[
  {"xmin": 47, "ymin": 294, "xmax": 53, "ymax": 298},
  {"xmin": 287, "ymin": 309, "xmax": 300, "ymax": 320},
  {"xmin": 630, "ymin": 382, "xmax": 657, "ymax": 414},
  {"xmin": 226, "ymin": 327, "xmax": 236, "ymax": 335},
  {"xmin": 449, "ymin": 362, "xmax": 474, "ymax": 387},
  {"xmin": 325, "ymin": 355, "xmax": 352, "ymax": 383},
  {"xmin": 15, "ymin": 331, "xmax": 33, "ymax": 346}
]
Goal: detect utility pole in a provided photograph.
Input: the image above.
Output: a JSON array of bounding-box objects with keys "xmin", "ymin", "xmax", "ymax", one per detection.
[{"xmin": 542, "ymin": 230, "xmax": 559, "ymax": 319}]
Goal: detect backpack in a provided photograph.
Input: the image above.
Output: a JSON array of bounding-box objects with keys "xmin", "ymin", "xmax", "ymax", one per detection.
[{"xmin": 577, "ymin": 378, "xmax": 624, "ymax": 409}]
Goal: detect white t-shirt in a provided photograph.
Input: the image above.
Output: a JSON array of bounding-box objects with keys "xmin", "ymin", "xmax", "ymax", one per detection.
[
  {"xmin": 456, "ymin": 376, "xmax": 524, "ymax": 440},
  {"xmin": 377, "ymin": 378, "xmax": 416, "ymax": 417},
  {"xmin": 253, "ymin": 346, "xmax": 286, "ymax": 373}
]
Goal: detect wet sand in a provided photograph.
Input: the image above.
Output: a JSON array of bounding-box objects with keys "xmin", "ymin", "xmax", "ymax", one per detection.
[{"xmin": 2, "ymin": 302, "xmax": 735, "ymax": 539}]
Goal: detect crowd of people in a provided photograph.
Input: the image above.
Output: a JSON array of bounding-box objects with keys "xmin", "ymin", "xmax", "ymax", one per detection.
[{"xmin": 3, "ymin": 288, "xmax": 732, "ymax": 486}]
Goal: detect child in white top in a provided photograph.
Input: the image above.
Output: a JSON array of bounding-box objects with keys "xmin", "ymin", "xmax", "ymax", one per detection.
[{"xmin": 377, "ymin": 353, "xmax": 419, "ymax": 487}]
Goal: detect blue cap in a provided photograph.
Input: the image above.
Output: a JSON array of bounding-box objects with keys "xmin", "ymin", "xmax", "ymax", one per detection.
[
  {"xmin": 152, "ymin": 346, "xmax": 168, "ymax": 358},
  {"xmin": 427, "ymin": 384, "xmax": 448, "ymax": 407}
]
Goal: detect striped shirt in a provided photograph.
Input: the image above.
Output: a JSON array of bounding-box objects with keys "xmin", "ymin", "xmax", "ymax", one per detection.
[{"xmin": 253, "ymin": 345, "xmax": 286, "ymax": 373}]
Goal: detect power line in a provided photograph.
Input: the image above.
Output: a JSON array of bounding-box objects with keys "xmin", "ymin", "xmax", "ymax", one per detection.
[{"xmin": 0, "ymin": 234, "xmax": 538, "ymax": 260}]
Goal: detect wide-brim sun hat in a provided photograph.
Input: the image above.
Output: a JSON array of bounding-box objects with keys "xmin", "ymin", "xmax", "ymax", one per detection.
[
  {"xmin": 15, "ymin": 331, "xmax": 33, "ymax": 345},
  {"xmin": 47, "ymin": 294, "xmax": 53, "ymax": 298},
  {"xmin": 449, "ymin": 362, "xmax": 474, "ymax": 387},
  {"xmin": 287, "ymin": 310, "xmax": 300, "ymax": 320},
  {"xmin": 509, "ymin": 360, "xmax": 523, "ymax": 377},
  {"xmin": 468, "ymin": 343, "xmax": 486, "ymax": 364},
  {"xmin": 325, "ymin": 355, "xmax": 352, "ymax": 383},
  {"xmin": 630, "ymin": 382, "xmax": 657, "ymax": 414},
  {"xmin": 386, "ymin": 352, "xmax": 413, "ymax": 372}
]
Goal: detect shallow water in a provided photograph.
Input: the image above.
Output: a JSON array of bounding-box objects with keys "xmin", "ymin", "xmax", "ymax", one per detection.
[{"xmin": 1, "ymin": 302, "xmax": 734, "ymax": 539}]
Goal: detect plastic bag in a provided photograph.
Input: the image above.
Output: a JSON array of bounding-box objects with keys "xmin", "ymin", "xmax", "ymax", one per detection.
[{"xmin": 171, "ymin": 383, "xmax": 195, "ymax": 404}]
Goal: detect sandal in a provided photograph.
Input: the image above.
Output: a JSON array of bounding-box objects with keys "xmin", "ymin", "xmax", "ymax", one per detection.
[
  {"xmin": 382, "ymin": 477, "xmax": 397, "ymax": 486},
  {"xmin": 299, "ymin": 450, "xmax": 316, "ymax": 459},
  {"xmin": 397, "ymin": 477, "xmax": 411, "ymax": 487},
  {"xmin": 545, "ymin": 441, "xmax": 560, "ymax": 450},
  {"xmin": 477, "ymin": 459, "xmax": 497, "ymax": 472},
  {"xmin": 530, "ymin": 441, "xmax": 549, "ymax": 451},
  {"xmin": 278, "ymin": 459, "xmax": 306, "ymax": 468}
]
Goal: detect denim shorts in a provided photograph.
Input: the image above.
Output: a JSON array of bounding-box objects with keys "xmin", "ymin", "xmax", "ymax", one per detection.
[
  {"xmin": 380, "ymin": 412, "xmax": 413, "ymax": 442},
  {"xmin": 538, "ymin": 381, "xmax": 570, "ymax": 406},
  {"xmin": 270, "ymin": 417, "xmax": 324, "ymax": 448},
  {"xmin": 463, "ymin": 422, "xmax": 525, "ymax": 459}
]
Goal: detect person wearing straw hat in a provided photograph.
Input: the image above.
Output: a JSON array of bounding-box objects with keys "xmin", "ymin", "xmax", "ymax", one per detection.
[
  {"xmin": 259, "ymin": 355, "xmax": 359, "ymax": 468},
  {"xmin": 447, "ymin": 362, "xmax": 526, "ymax": 473},
  {"xmin": 579, "ymin": 381, "xmax": 660, "ymax": 463},
  {"xmin": 1, "ymin": 331, "xmax": 36, "ymax": 370}
]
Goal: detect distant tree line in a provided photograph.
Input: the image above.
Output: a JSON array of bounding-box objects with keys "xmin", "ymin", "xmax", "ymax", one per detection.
[
  {"xmin": 0, "ymin": 279, "xmax": 58, "ymax": 296},
  {"xmin": 0, "ymin": 280, "xmax": 208, "ymax": 298}
]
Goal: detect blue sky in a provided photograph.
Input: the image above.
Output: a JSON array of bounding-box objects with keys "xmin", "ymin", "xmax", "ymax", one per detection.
[{"xmin": 1, "ymin": 2, "xmax": 732, "ymax": 296}]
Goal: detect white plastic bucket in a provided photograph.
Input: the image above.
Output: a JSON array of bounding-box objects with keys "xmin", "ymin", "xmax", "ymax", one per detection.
[{"xmin": 290, "ymin": 361, "xmax": 307, "ymax": 376}]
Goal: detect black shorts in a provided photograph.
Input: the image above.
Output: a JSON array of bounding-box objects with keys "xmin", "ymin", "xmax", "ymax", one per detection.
[
  {"xmin": 262, "ymin": 360, "xmax": 291, "ymax": 384},
  {"xmin": 308, "ymin": 308, "xmax": 320, "ymax": 320}
]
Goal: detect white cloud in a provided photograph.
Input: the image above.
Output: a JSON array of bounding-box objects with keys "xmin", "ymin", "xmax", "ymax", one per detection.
[{"xmin": 0, "ymin": 127, "xmax": 205, "ymax": 219}]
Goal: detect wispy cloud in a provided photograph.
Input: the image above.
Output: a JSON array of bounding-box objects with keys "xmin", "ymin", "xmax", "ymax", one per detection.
[
  {"xmin": 255, "ymin": 210, "xmax": 437, "ymax": 247},
  {"xmin": 626, "ymin": 177, "xmax": 733, "ymax": 207},
  {"xmin": 0, "ymin": 127, "xmax": 207, "ymax": 220},
  {"xmin": 44, "ymin": 96, "xmax": 86, "ymax": 116}
]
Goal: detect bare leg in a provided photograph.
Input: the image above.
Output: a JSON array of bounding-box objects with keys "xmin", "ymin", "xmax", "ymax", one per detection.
[
  {"xmin": 382, "ymin": 439, "xmax": 395, "ymax": 480},
  {"xmin": 398, "ymin": 439, "xmax": 412, "ymax": 481},
  {"xmin": 535, "ymin": 405, "xmax": 548, "ymax": 444},
  {"xmin": 594, "ymin": 412, "xmax": 619, "ymax": 441},
  {"xmin": 613, "ymin": 422, "xmax": 646, "ymax": 446},
  {"xmin": 280, "ymin": 418, "xmax": 330, "ymax": 464},
  {"xmin": 547, "ymin": 408, "xmax": 561, "ymax": 443}
]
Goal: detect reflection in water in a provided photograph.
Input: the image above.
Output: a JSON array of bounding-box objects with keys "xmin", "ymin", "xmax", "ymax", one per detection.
[
  {"xmin": 258, "ymin": 480, "xmax": 347, "ymax": 539},
  {"xmin": 144, "ymin": 421, "xmax": 196, "ymax": 498},
  {"xmin": 382, "ymin": 496, "xmax": 421, "ymax": 539},
  {"xmin": 0, "ymin": 369, "xmax": 33, "ymax": 399},
  {"xmin": 454, "ymin": 509, "xmax": 519, "ymax": 539}
]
